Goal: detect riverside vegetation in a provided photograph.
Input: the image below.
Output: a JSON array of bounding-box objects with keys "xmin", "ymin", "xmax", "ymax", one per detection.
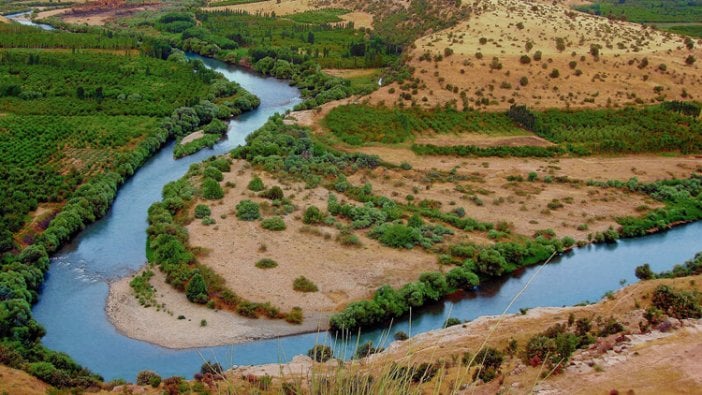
[
  {"xmin": 0, "ymin": 20, "xmax": 263, "ymax": 387},
  {"xmin": 2, "ymin": 0, "xmax": 702, "ymax": 392}
]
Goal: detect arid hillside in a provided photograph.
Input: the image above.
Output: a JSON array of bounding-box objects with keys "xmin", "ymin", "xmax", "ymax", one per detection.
[{"xmin": 363, "ymin": 0, "xmax": 702, "ymax": 110}]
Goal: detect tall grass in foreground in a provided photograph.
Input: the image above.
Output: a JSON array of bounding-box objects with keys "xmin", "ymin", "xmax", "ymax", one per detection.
[{"xmin": 195, "ymin": 253, "xmax": 560, "ymax": 394}]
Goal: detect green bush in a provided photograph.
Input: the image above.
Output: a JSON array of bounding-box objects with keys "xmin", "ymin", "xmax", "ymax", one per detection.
[
  {"xmin": 136, "ymin": 370, "xmax": 161, "ymax": 387},
  {"xmin": 236, "ymin": 200, "xmax": 260, "ymax": 221},
  {"xmin": 203, "ymin": 166, "xmax": 223, "ymax": 181},
  {"xmin": 194, "ymin": 204, "xmax": 211, "ymax": 219},
  {"xmin": 261, "ymin": 185, "xmax": 284, "ymax": 200},
  {"xmin": 307, "ymin": 345, "xmax": 333, "ymax": 362},
  {"xmin": 186, "ymin": 271, "xmax": 208, "ymax": 304},
  {"xmin": 286, "ymin": 306, "xmax": 304, "ymax": 324},
  {"xmin": 303, "ymin": 205, "xmax": 324, "ymax": 224},
  {"xmin": 652, "ymin": 285, "xmax": 702, "ymax": 319},
  {"xmin": 293, "ymin": 276, "xmax": 319, "ymax": 292},
  {"xmin": 369, "ymin": 223, "xmax": 422, "ymax": 249},
  {"xmin": 201, "ymin": 177, "xmax": 224, "ymax": 200},
  {"xmin": 261, "ymin": 216, "xmax": 286, "ymax": 231},
  {"xmin": 255, "ymin": 258, "xmax": 279, "ymax": 269},
  {"xmin": 248, "ymin": 176, "xmax": 265, "ymax": 191}
]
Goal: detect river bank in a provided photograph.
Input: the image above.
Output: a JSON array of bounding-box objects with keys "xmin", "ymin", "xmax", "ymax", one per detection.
[{"xmin": 106, "ymin": 270, "xmax": 328, "ymax": 349}]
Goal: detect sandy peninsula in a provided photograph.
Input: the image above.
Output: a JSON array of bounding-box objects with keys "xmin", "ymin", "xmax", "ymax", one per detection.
[{"xmin": 106, "ymin": 270, "xmax": 329, "ymax": 349}]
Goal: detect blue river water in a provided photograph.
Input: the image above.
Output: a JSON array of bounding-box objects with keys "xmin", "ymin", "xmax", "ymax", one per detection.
[{"xmin": 10, "ymin": 14, "xmax": 701, "ymax": 382}]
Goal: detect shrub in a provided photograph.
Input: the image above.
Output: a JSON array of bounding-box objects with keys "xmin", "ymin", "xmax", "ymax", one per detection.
[
  {"xmin": 201, "ymin": 177, "xmax": 224, "ymax": 200},
  {"xmin": 248, "ymin": 176, "xmax": 265, "ymax": 191},
  {"xmin": 394, "ymin": 331, "xmax": 409, "ymax": 341},
  {"xmin": 651, "ymin": 285, "xmax": 702, "ymax": 319},
  {"xmin": 307, "ymin": 345, "xmax": 333, "ymax": 362},
  {"xmin": 236, "ymin": 200, "xmax": 260, "ymax": 221},
  {"xmin": 203, "ymin": 166, "xmax": 223, "ymax": 181},
  {"xmin": 368, "ymin": 223, "xmax": 421, "ymax": 249},
  {"xmin": 261, "ymin": 216, "xmax": 286, "ymax": 231},
  {"xmin": 136, "ymin": 370, "xmax": 161, "ymax": 387},
  {"xmin": 203, "ymin": 119, "xmax": 228, "ymax": 135},
  {"xmin": 186, "ymin": 271, "xmax": 208, "ymax": 304},
  {"xmin": 255, "ymin": 258, "xmax": 278, "ymax": 269},
  {"xmin": 261, "ymin": 185, "xmax": 284, "ymax": 200},
  {"xmin": 686, "ymin": 55, "xmax": 696, "ymax": 65},
  {"xmin": 549, "ymin": 69, "xmax": 560, "ymax": 78},
  {"xmin": 293, "ymin": 276, "xmax": 318, "ymax": 292},
  {"xmin": 635, "ymin": 263, "xmax": 654, "ymax": 280},
  {"xmin": 473, "ymin": 347, "xmax": 504, "ymax": 382},
  {"xmin": 444, "ymin": 317, "xmax": 462, "ymax": 327},
  {"xmin": 303, "ymin": 206, "xmax": 324, "ymax": 224},
  {"xmin": 200, "ymin": 361, "xmax": 223, "ymax": 376},
  {"xmin": 519, "ymin": 76, "xmax": 529, "ymax": 86},
  {"xmin": 355, "ymin": 341, "xmax": 383, "ymax": 359},
  {"xmin": 194, "ymin": 204, "xmax": 211, "ymax": 219},
  {"xmin": 286, "ymin": 306, "xmax": 304, "ymax": 324}
]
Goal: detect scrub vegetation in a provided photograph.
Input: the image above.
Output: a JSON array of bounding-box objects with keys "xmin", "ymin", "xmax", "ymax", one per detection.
[{"xmin": 2, "ymin": 0, "xmax": 702, "ymax": 392}]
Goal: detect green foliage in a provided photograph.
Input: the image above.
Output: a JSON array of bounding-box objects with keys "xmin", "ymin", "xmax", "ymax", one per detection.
[
  {"xmin": 412, "ymin": 144, "xmax": 568, "ymax": 158},
  {"xmin": 236, "ymin": 199, "xmax": 261, "ymax": 221},
  {"xmin": 186, "ymin": 271, "xmax": 208, "ymax": 304},
  {"xmin": 293, "ymin": 276, "xmax": 319, "ymax": 292},
  {"xmin": 255, "ymin": 258, "xmax": 279, "ymax": 269},
  {"xmin": 261, "ymin": 185, "xmax": 284, "ymax": 200},
  {"xmin": 129, "ymin": 270, "xmax": 156, "ymax": 307},
  {"xmin": 261, "ymin": 216, "xmax": 286, "ymax": 231},
  {"xmin": 307, "ymin": 345, "xmax": 333, "ymax": 362},
  {"xmin": 473, "ymin": 347, "xmax": 504, "ymax": 382},
  {"xmin": 174, "ymin": 134, "xmax": 221, "ymax": 158},
  {"xmin": 577, "ymin": 0, "xmax": 702, "ymax": 23},
  {"xmin": 533, "ymin": 105, "xmax": 702, "ymax": 154},
  {"xmin": 651, "ymin": 285, "xmax": 702, "ymax": 319},
  {"xmin": 325, "ymin": 104, "xmax": 523, "ymax": 145},
  {"xmin": 248, "ymin": 176, "xmax": 265, "ymax": 191},
  {"xmin": 201, "ymin": 177, "xmax": 224, "ymax": 200},
  {"xmin": 303, "ymin": 205, "xmax": 324, "ymax": 224},
  {"xmin": 287, "ymin": 9, "xmax": 349, "ymax": 24},
  {"xmin": 136, "ymin": 370, "xmax": 162, "ymax": 387},
  {"xmin": 203, "ymin": 166, "xmax": 224, "ymax": 181}
]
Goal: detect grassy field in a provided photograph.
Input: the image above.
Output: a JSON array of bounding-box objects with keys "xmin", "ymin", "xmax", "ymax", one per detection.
[{"xmin": 576, "ymin": 0, "xmax": 702, "ymax": 23}]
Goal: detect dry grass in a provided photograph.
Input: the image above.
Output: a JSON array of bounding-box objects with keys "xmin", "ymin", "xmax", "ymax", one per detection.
[
  {"xmin": 362, "ymin": 0, "xmax": 702, "ymax": 110},
  {"xmin": 186, "ymin": 160, "xmax": 439, "ymax": 313},
  {"xmin": 0, "ymin": 365, "xmax": 50, "ymax": 395}
]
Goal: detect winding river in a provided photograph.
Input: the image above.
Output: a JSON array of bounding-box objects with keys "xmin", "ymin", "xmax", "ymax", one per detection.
[{"xmin": 9, "ymin": 15, "xmax": 702, "ymax": 382}]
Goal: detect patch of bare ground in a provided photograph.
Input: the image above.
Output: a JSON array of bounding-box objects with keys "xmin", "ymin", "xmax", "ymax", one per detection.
[
  {"xmin": 364, "ymin": 0, "xmax": 702, "ymax": 110},
  {"xmin": 106, "ymin": 270, "xmax": 327, "ymax": 348},
  {"xmin": 353, "ymin": 145, "xmax": 701, "ymax": 182},
  {"xmin": 346, "ymin": 161, "xmax": 663, "ymax": 241},
  {"xmin": 179, "ymin": 130, "xmax": 205, "ymax": 145},
  {"xmin": 37, "ymin": 2, "xmax": 164, "ymax": 26},
  {"xmin": 322, "ymin": 68, "xmax": 380, "ymax": 79},
  {"xmin": 0, "ymin": 364, "xmax": 50, "ymax": 395},
  {"xmin": 186, "ymin": 160, "xmax": 439, "ymax": 315},
  {"xmin": 204, "ymin": 0, "xmax": 330, "ymax": 15},
  {"xmin": 413, "ymin": 133, "xmax": 554, "ymax": 148},
  {"xmin": 0, "ymin": 15, "xmax": 10, "ymax": 24}
]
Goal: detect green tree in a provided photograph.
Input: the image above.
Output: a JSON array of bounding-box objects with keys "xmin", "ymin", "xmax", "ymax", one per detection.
[{"xmin": 186, "ymin": 271, "xmax": 208, "ymax": 304}]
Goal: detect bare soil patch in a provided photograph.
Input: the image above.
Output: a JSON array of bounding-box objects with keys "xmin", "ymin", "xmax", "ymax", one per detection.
[
  {"xmin": 0, "ymin": 365, "xmax": 50, "ymax": 395},
  {"xmin": 180, "ymin": 130, "xmax": 205, "ymax": 145},
  {"xmin": 107, "ymin": 269, "xmax": 328, "ymax": 348},
  {"xmin": 346, "ymin": 162, "xmax": 662, "ymax": 241},
  {"xmin": 204, "ymin": 0, "xmax": 327, "ymax": 15},
  {"xmin": 185, "ymin": 160, "xmax": 439, "ymax": 314}
]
